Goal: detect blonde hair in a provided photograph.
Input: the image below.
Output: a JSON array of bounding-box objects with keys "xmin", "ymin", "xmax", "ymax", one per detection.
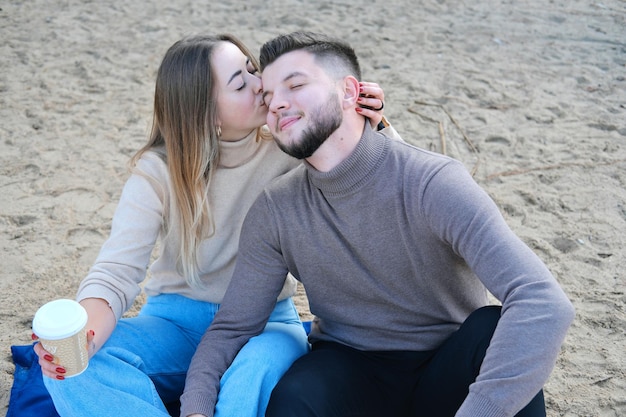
[{"xmin": 130, "ymin": 34, "xmax": 266, "ymax": 287}]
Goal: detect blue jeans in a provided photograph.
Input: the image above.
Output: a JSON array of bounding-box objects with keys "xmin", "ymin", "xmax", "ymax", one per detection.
[{"xmin": 43, "ymin": 294, "xmax": 309, "ymax": 417}]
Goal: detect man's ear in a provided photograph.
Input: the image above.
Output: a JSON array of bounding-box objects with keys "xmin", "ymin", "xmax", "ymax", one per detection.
[{"xmin": 341, "ymin": 75, "xmax": 360, "ymax": 109}]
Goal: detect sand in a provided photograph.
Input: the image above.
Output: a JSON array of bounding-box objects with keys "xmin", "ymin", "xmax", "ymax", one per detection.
[{"xmin": 1, "ymin": 0, "xmax": 625, "ymax": 415}]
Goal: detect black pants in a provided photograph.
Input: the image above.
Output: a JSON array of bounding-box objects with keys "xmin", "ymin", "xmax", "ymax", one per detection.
[{"xmin": 266, "ymin": 306, "xmax": 545, "ymax": 417}]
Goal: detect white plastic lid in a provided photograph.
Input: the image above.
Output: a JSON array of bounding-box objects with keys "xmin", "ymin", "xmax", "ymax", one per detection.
[{"xmin": 32, "ymin": 299, "xmax": 88, "ymax": 340}]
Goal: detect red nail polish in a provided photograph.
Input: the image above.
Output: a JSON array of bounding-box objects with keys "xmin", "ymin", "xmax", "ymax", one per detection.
[
  {"xmin": 56, "ymin": 375, "xmax": 65, "ymax": 380},
  {"xmin": 56, "ymin": 367, "xmax": 66, "ymax": 374},
  {"xmin": 44, "ymin": 354, "xmax": 54, "ymax": 362},
  {"xmin": 359, "ymin": 86, "xmax": 363, "ymax": 92},
  {"xmin": 89, "ymin": 330, "xmax": 95, "ymax": 336},
  {"xmin": 355, "ymin": 108, "xmax": 362, "ymax": 113},
  {"xmin": 31, "ymin": 333, "xmax": 38, "ymax": 341}
]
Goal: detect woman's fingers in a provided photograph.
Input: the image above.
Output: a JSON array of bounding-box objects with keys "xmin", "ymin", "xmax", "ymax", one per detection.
[
  {"xmin": 359, "ymin": 81, "xmax": 384, "ymax": 99},
  {"xmin": 33, "ymin": 340, "xmax": 66, "ymax": 380},
  {"xmin": 86, "ymin": 329, "xmax": 96, "ymax": 357},
  {"xmin": 357, "ymin": 82, "xmax": 385, "ymax": 127}
]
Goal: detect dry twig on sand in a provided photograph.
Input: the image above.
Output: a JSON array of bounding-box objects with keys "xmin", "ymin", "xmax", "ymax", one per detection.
[{"xmin": 409, "ymin": 100, "xmax": 480, "ymax": 176}]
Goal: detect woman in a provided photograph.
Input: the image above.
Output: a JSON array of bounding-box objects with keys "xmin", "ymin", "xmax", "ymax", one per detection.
[{"xmin": 32, "ymin": 33, "xmax": 391, "ymax": 417}]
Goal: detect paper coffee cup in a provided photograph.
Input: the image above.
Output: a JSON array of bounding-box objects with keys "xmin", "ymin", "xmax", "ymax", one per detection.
[{"xmin": 32, "ymin": 299, "xmax": 89, "ymax": 377}]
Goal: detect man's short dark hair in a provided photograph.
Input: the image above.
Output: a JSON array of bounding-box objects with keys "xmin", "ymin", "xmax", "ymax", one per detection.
[{"xmin": 259, "ymin": 31, "xmax": 362, "ymax": 80}]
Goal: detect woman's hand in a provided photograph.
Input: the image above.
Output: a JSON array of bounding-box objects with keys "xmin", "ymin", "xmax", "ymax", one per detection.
[
  {"xmin": 356, "ymin": 81, "xmax": 385, "ymax": 128},
  {"xmin": 32, "ymin": 329, "xmax": 96, "ymax": 380},
  {"xmin": 33, "ymin": 297, "xmax": 115, "ymax": 380}
]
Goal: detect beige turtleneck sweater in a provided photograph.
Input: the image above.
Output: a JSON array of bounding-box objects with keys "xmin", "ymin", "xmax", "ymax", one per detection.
[{"xmin": 76, "ymin": 130, "xmax": 300, "ymax": 320}]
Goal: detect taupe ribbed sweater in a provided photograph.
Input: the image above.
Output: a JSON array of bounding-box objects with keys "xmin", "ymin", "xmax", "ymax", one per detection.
[{"xmin": 182, "ymin": 124, "xmax": 574, "ymax": 417}]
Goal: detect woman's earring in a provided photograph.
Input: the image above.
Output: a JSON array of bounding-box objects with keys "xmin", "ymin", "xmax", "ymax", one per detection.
[{"xmin": 216, "ymin": 126, "xmax": 222, "ymax": 137}]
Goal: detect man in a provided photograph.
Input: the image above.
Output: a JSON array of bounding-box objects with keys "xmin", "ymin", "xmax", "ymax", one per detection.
[{"xmin": 181, "ymin": 32, "xmax": 574, "ymax": 417}]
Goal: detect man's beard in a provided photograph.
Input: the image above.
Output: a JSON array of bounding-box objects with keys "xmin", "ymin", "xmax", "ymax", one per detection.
[{"xmin": 274, "ymin": 93, "xmax": 342, "ymax": 160}]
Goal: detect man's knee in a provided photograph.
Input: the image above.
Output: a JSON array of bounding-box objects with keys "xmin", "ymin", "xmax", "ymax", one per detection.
[
  {"xmin": 466, "ymin": 305, "xmax": 501, "ymax": 328},
  {"xmin": 266, "ymin": 372, "xmax": 309, "ymax": 417}
]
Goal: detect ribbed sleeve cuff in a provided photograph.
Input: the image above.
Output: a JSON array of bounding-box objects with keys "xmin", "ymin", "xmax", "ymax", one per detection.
[
  {"xmin": 455, "ymin": 391, "xmax": 506, "ymax": 417},
  {"xmin": 179, "ymin": 391, "xmax": 215, "ymax": 417}
]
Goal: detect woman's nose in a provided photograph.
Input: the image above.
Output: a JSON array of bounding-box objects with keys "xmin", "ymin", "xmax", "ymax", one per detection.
[{"xmin": 252, "ymin": 75, "xmax": 263, "ymax": 95}]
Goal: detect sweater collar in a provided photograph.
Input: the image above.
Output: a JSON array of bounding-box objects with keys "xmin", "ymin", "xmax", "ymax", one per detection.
[
  {"xmin": 305, "ymin": 122, "xmax": 387, "ymax": 195},
  {"xmin": 218, "ymin": 129, "xmax": 262, "ymax": 169}
]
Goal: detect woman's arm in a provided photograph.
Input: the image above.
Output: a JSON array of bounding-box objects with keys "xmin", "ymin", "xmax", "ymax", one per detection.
[
  {"xmin": 79, "ymin": 297, "xmax": 117, "ymax": 356},
  {"xmin": 33, "ymin": 153, "xmax": 167, "ymax": 379}
]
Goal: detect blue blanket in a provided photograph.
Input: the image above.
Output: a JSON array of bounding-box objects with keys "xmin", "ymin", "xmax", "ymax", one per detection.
[{"xmin": 8, "ymin": 344, "xmax": 59, "ymax": 417}]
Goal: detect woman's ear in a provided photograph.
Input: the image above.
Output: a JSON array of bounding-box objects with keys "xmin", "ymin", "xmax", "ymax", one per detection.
[{"xmin": 341, "ymin": 75, "xmax": 360, "ymax": 109}]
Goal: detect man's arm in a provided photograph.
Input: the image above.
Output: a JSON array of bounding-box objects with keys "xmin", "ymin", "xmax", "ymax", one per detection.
[{"xmin": 422, "ymin": 160, "xmax": 575, "ymax": 416}]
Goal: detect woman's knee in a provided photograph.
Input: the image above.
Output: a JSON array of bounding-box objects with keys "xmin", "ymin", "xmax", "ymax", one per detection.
[{"xmin": 252, "ymin": 323, "xmax": 309, "ymax": 362}]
